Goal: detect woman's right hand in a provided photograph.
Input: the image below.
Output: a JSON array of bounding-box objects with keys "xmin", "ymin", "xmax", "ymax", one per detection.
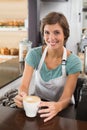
[{"xmin": 14, "ymin": 92, "xmax": 27, "ymax": 108}]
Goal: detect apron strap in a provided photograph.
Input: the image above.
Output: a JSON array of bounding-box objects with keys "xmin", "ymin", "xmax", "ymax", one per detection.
[
  {"xmin": 38, "ymin": 46, "xmax": 48, "ymax": 71},
  {"xmin": 61, "ymin": 47, "xmax": 67, "ymax": 76}
]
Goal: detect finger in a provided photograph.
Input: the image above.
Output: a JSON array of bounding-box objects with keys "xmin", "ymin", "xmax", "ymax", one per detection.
[
  {"xmin": 14, "ymin": 98, "xmax": 23, "ymax": 108},
  {"xmin": 39, "ymin": 110, "xmax": 56, "ymax": 122},
  {"xmin": 44, "ymin": 115, "xmax": 54, "ymax": 122},
  {"xmin": 39, "ymin": 101, "xmax": 49, "ymax": 107},
  {"xmin": 20, "ymin": 92, "xmax": 27, "ymax": 97},
  {"xmin": 40, "ymin": 112, "xmax": 51, "ymax": 118},
  {"xmin": 14, "ymin": 94, "xmax": 23, "ymax": 102},
  {"xmin": 14, "ymin": 95, "xmax": 23, "ymax": 108},
  {"xmin": 38, "ymin": 107, "xmax": 50, "ymax": 113}
]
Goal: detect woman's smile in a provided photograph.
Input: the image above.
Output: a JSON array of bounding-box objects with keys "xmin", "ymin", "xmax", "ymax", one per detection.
[{"xmin": 49, "ymin": 41, "xmax": 58, "ymax": 47}]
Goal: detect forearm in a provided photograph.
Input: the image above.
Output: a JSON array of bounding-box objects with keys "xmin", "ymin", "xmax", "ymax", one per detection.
[
  {"xmin": 57, "ymin": 97, "xmax": 71, "ymax": 112},
  {"xmin": 18, "ymin": 84, "xmax": 29, "ymax": 95},
  {"xmin": 57, "ymin": 73, "xmax": 80, "ymax": 111}
]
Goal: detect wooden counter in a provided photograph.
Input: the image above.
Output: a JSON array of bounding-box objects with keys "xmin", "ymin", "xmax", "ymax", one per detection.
[{"xmin": 0, "ymin": 104, "xmax": 87, "ymax": 130}]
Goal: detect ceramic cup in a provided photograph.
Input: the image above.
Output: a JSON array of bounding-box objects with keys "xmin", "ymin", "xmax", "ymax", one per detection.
[{"xmin": 23, "ymin": 95, "xmax": 41, "ymax": 117}]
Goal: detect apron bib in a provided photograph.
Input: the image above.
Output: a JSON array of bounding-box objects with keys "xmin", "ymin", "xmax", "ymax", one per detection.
[{"xmin": 34, "ymin": 46, "xmax": 67, "ymax": 101}]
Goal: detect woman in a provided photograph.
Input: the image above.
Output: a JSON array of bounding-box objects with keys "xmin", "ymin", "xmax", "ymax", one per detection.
[{"xmin": 14, "ymin": 12, "xmax": 82, "ymax": 122}]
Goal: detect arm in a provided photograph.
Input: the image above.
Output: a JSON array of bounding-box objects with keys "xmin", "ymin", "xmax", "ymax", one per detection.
[
  {"xmin": 14, "ymin": 62, "xmax": 34, "ymax": 108},
  {"xmin": 38, "ymin": 72, "xmax": 80, "ymax": 122},
  {"xmin": 19, "ymin": 62, "xmax": 34, "ymax": 94},
  {"xmin": 58, "ymin": 72, "xmax": 80, "ymax": 109}
]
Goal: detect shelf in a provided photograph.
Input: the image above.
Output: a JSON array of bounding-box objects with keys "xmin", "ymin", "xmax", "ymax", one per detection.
[
  {"xmin": 0, "ymin": 55, "xmax": 18, "ymax": 63},
  {"xmin": 0, "ymin": 27, "xmax": 27, "ymax": 32}
]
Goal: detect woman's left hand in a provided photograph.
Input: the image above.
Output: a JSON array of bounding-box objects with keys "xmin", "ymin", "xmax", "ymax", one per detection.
[{"xmin": 38, "ymin": 101, "xmax": 61, "ymax": 122}]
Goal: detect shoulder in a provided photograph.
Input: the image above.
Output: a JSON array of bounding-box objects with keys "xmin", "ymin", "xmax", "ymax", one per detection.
[
  {"xmin": 68, "ymin": 53, "xmax": 81, "ymax": 63},
  {"xmin": 66, "ymin": 50, "xmax": 82, "ymax": 65},
  {"xmin": 66, "ymin": 52, "xmax": 82, "ymax": 74},
  {"xmin": 25, "ymin": 46, "xmax": 42, "ymax": 68},
  {"xmin": 26, "ymin": 46, "xmax": 42, "ymax": 59},
  {"xmin": 29, "ymin": 46, "xmax": 42, "ymax": 55}
]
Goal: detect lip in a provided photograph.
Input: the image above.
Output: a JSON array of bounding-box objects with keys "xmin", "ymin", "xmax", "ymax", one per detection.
[
  {"xmin": 50, "ymin": 42, "xmax": 59, "ymax": 46},
  {"xmin": 50, "ymin": 43, "xmax": 56, "ymax": 45},
  {"xmin": 50, "ymin": 44, "xmax": 56, "ymax": 47}
]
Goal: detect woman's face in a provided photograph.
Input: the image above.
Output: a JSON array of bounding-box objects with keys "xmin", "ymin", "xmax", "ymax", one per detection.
[{"xmin": 43, "ymin": 23, "xmax": 65, "ymax": 49}]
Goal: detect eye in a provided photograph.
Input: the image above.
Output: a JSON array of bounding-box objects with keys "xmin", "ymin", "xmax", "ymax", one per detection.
[
  {"xmin": 44, "ymin": 31, "xmax": 49, "ymax": 35},
  {"xmin": 54, "ymin": 30, "xmax": 60, "ymax": 35}
]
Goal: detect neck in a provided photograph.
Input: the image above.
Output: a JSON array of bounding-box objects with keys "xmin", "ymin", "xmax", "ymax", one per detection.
[{"xmin": 47, "ymin": 47, "xmax": 64, "ymax": 59}]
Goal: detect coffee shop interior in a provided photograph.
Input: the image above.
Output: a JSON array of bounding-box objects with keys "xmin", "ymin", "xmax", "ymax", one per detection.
[{"xmin": 0, "ymin": 0, "xmax": 87, "ymax": 129}]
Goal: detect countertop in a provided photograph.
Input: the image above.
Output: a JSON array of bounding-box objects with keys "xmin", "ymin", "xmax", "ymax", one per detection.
[
  {"xmin": 0, "ymin": 57, "xmax": 24, "ymax": 89},
  {"xmin": 0, "ymin": 104, "xmax": 87, "ymax": 130}
]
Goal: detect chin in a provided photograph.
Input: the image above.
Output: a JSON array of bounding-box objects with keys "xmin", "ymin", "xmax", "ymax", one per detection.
[
  {"xmin": 49, "ymin": 46, "xmax": 58, "ymax": 50},
  {"xmin": 51, "ymin": 45, "xmax": 60, "ymax": 49}
]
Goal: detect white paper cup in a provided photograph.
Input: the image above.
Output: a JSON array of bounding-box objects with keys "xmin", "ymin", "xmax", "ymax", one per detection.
[{"xmin": 23, "ymin": 96, "xmax": 41, "ymax": 117}]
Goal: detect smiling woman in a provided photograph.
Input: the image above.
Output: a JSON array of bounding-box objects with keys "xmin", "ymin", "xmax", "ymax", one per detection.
[{"xmin": 14, "ymin": 12, "xmax": 82, "ymax": 122}]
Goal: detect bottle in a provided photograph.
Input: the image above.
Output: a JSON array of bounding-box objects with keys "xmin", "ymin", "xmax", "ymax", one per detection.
[{"xmin": 19, "ymin": 39, "xmax": 32, "ymax": 62}]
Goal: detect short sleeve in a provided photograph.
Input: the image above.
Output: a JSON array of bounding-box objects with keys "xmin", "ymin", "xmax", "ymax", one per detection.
[
  {"xmin": 66, "ymin": 54, "xmax": 82, "ymax": 75},
  {"xmin": 25, "ymin": 47, "xmax": 42, "ymax": 69}
]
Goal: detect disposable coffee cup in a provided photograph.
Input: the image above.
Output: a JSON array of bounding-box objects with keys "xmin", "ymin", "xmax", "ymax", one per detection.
[{"xmin": 23, "ymin": 96, "xmax": 41, "ymax": 117}]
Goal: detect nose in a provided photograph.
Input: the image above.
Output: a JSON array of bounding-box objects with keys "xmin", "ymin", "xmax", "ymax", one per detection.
[{"xmin": 49, "ymin": 33, "xmax": 55, "ymax": 40}]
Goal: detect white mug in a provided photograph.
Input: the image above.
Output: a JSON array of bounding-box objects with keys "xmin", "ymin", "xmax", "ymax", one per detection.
[{"xmin": 23, "ymin": 95, "xmax": 41, "ymax": 117}]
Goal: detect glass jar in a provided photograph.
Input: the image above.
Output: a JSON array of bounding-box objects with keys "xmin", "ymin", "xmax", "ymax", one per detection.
[{"xmin": 19, "ymin": 39, "xmax": 32, "ymax": 62}]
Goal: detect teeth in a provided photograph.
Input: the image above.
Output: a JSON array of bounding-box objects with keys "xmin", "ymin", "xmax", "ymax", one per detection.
[{"xmin": 51, "ymin": 43, "xmax": 56, "ymax": 46}]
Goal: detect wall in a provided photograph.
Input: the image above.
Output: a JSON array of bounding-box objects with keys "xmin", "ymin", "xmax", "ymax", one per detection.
[
  {"xmin": 40, "ymin": 0, "xmax": 82, "ymax": 54},
  {"xmin": 0, "ymin": 0, "xmax": 27, "ymax": 20},
  {"xmin": 83, "ymin": 12, "xmax": 87, "ymax": 28},
  {"xmin": 67, "ymin": 0, "xmax": 82, "ymax": 53}
]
